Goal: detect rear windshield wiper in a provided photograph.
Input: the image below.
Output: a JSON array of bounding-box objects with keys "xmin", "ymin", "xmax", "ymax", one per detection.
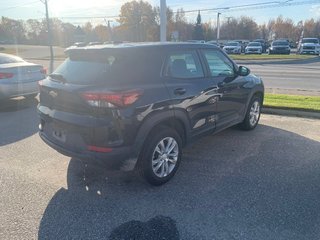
[{"xmin": 49, "ymin": 73, "xmax": 67, "ymax": 83}]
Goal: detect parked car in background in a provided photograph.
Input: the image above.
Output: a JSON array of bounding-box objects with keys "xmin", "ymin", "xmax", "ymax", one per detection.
[
  {"xmin": 73, "ymin": 42, "xmax": 87, "ymax": 47},
  {"xmin": 206, "ymin": 40, "xmax": 222, "ymax": 48},
  {"xmin": 268, "ymin": 40, "xmax": 291, "ymax": 54},
  {"xmin": 234, "ymin": 40, "xmax": 249, "ymax": 53},
  {"xmin": 252, "ymin": 39, "xmax": 268, "ymax": 53},
  {"xmin": 298, "ymin": 38, "xmax": 320, "ymax": 55},
  {"xmin": 223, "ymin": 42, "xmax": 242, "ymax": 54},
  {"xmin": 245, "ymin": 42, "xmax": 263, "ymax": 54},
  {"xmin": 0, "ymin": 53, "xmax": 46, "ymax": 100},
  {"xmin": 38, "ymin": 42, "xmax": 264, "ymax": 185},
  {"xmin": 186, "ymin": 40, "xmax": 206, "ymax": 43}
]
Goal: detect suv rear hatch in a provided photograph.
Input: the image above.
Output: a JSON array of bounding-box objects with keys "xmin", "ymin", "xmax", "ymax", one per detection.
[{"xmin": 38, "ymin": 47, "xmax": 146, "ymax": 155}]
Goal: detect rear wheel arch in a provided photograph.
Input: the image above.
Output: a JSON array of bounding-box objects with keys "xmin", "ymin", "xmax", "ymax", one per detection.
[{"xmin": 133, "ymin": 111, "xmax": 189, "ymax": 157}]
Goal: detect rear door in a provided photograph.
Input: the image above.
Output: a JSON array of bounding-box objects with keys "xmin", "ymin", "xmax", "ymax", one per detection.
[
  {"xmin": 163, "ymin": 49, "xmax": 220, "ymax": 137},
  {"xmin": 200, "ymin": 49, "xmax": 250, "ymax": 129}
]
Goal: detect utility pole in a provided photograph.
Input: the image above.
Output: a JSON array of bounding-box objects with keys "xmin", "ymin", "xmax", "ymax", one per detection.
[
  {"xmin": 160, "ymin": 0, "xmax": 167, "ymax": 42},
  {"xmin": 225, "ymin": 16, "xmax": 233, "ymax": 24},
  {"xmin": 216, "ymin": 12, "xmax": 221, "ymax": 44},
  {"xmin": 104, "ymin": 19, "xmax": 113, "ymax": 42},
  {"xmin": 41, "ymin": 0, "xmax": 54, "ymax": 73}
]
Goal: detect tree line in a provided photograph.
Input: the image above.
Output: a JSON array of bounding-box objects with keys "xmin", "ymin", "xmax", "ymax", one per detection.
[{"xmin": 0, "ymin": 0, "xmax": 319, "ymax": 47}]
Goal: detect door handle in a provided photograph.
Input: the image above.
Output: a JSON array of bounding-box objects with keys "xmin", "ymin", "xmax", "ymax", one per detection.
[{"xmin": 174, "ymin": 88, "xmax": 186, "ymax": 95}]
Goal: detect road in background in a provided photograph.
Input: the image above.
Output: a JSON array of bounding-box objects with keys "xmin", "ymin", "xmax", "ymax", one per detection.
[
  {"xmin": 245, "ymin": 59, "xmax": 320, "ymax": 94},
  {"xmin": 1, "ymin": 44, "xmax": 65, "ymax": 59},
  {"xmin": 1, "ymin": 98, "xmax": 320, "ymax": 239}
]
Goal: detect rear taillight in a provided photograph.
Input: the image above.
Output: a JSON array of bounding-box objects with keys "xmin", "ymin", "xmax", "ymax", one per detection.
[
  {"xmin": 81, "ymin": 89, "xmax": 143, "ymax": 108},
  {"xmin": 88, "ymin": 145, "xmax": 113, "ymax": 153},
  {"xmin": 40, "ymin": 68, "xmax": 47, "ymax": 75},
  {"xmin": 0, "ymin": 72, "xmax": 14, "ymax": 79},
  {"xmin": 38, "ymin": 80, "xmax": 44, "ymax": 90}
]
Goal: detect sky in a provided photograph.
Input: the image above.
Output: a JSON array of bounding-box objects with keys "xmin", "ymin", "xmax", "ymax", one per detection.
[{"xmin": 0, "ymin": 0, "xmax": 320, "ymax": 26}]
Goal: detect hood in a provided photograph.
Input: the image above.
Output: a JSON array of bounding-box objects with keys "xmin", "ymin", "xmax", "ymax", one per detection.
[{"xmin": 301, "ymin": 42, "xmax": 319, "ymax": 46}]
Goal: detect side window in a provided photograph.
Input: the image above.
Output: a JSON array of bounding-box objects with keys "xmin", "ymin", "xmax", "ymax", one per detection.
[
  {"xmin": 164, "ymin": 51, "xmax": 204, "ymax": 79},
  {"xmin": 203, "ymin": 50, "xmax": 235, "ymax": 77}
]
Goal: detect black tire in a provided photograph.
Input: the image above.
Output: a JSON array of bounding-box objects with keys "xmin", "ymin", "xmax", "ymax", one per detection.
[
  {"xmin": 239, "ymin": 95, "xmax": 262, "ymax": 130},
  {"xmin": 139, "ymin": 126, "xmax": 182, "ymax": 186}
]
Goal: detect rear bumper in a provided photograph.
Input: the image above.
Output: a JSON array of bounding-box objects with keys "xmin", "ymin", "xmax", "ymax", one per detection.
[
  {"xmin": 38, "ymin": 105, "xmax": 136, "ymax": 167},
  {"xmin": 39, "ymin": 131, "xmax": 133, "ymax": 167},
  {"xmin": 269, "ymin": 50, "xmax": 290, "ymax": 54},
  {"xmin": 300, "ymin": 49, "xmax": 319, "ymax": 54},
  {"xmin": 0, "ymin": 81, "xmax": 39, "ymax": 99}
]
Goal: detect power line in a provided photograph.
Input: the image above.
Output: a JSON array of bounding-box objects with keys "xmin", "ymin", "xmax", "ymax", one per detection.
[
  {"xmin": 15, "ymin": 0, "xmax": 320, "ymax": 22},
  {"xmin": 175, "ymin": 0, "xmax": 320, "ymax": 15},
  {"xmin": 0, "ymin": 0, "xmax": 40, "ymax": 11}
]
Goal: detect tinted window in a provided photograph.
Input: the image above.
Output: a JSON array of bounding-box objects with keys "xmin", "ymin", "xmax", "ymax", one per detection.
[
  {"xmin": 248, "ymin": 42, "xmax": 261, "ymax": 46},
  {"xmin": 164, "ymin": 51, "xmax": 204, "ymax": 79},
  {"xmin": 53, "ymin": 49, "xmax": 161, "ymax": 84},
  {"xmin": 272, "ymin": 41, "xmax": 289, "ymax": 46},
  {"xmin": 202, "ymin": 50, "xmax": 235, "ymax": 77},
  {"xmin": 302, "ymin": 39, "xmax": 319, "ymax": 44},
  {"xmin": 226, "ymin": 42, "xmax": 239, "ymax": 46}
]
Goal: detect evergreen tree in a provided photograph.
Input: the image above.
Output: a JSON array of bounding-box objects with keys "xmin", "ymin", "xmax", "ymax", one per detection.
[{"xmin": 193, "ymin": 11, "xmax": 204, "ymax": 40}]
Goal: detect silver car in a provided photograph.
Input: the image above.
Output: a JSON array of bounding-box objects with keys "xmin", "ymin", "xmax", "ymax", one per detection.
[{"xmin": 0, "ymin": 53, "xmax": 46, "ymax": 100}]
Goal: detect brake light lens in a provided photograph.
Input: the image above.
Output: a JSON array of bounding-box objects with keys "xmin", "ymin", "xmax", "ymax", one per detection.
[
  {"xmin": 81, "ymin": 89, "xmax": 143, "ymax": 108},
  {"xmin": 88, "ymin": 145, "xmax": 113, "ymax": 153},
  {"xmin": 40, "ymin": 68, "xmax": 47, "ymax": 75},
  {"xmin": 0, "ymin": 72, "xmax": 14, "ymax": 79}
]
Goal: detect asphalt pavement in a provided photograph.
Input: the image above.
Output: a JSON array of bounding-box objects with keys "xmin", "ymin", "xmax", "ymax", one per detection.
[
  {"xmin": 243, "ymin": 58, "xmax": 320, "ymax": 95},
  {"xmin": 1, "ymin": 98, "xmax": 320, "ymax": 239}
]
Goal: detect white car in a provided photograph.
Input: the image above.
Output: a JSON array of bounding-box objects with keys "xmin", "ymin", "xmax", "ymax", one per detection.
[
  {"xmin": 0, "ymin": 53, "xmax": 46, "ymax": 100},
  {"xmin": 298, "ymin": 38, "xmax": 320, "ymax": 55},
  {"xmin": 223, "ymin": 42, "xmax": 242, "ymax": 54},
  {"xmin": 245, "ymin": 42, "xmax": 263, "ymax": 54}
]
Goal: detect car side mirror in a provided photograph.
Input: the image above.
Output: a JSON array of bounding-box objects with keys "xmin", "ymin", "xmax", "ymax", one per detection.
[{"xmin": 238, "ymin": 66, "xmax": 250, "ymax": 76}]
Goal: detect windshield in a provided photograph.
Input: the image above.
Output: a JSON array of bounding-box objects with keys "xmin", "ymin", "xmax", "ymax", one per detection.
[
  {"xmin": 302, "ymin": 38, "xmax": 319, "ymax": 44},
  {"xmin": 248, "ymin": 42, "xmax": 261, "ymax": 46},
  {"xmin": 272, "ymin": 41, "xmax": 289, "ymax": 46},
  {"xmin": 226, "ymin": 42, "xmax": 239, "ymax": 46},
  {"xmin": 0, "ymin": 54, "xmax": 24, "ymax": 64}
]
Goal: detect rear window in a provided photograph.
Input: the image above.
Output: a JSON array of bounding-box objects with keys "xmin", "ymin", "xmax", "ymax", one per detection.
[
  {"xmin": 53, "ymin": 49, "xmax": 161, "ymax": 84},
  {"xmin": 302, "ymin": 39, "xmax": 319, "ymax": 44},
  {"xmin": 0, "ymin": 54, "xmax": 24, "ymax": 64},
  {"xmin": 272, "ymin": 41, "xmax": 289, "ymax": 46},
  {"xmin": 248, "ymin": 42, "xmax": 261, "ymax": 46},
  {"xmin": 226, "ymin": 42, "xmax": 239, "ymax": 46}
]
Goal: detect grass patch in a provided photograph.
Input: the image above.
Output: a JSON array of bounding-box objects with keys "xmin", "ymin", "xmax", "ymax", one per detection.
[
  {"xmin": 230, "ymin": 54, "xmax": 316, "ymax": 60},
  {"xmin": 264, "ymin": 94, "xmax": 320, "ymax": 112}
]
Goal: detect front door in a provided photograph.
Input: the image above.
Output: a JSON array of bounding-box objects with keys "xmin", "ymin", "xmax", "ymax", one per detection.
[
  {"xmin": 163, "ymin": 50, "xmax": 220, "ymax": 137},
  {"xmin": 200, "ymin": 49, "xmax": 250, "ymax": 129}
]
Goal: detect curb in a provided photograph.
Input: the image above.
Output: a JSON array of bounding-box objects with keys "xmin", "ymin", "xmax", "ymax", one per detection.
[
  {"xmin": 236, "ymin": 56, "xmax": 319, "ymax": 65},
  {"xmin": 262, "ymin": 107, "xmax": 320, "ymax": 119}
]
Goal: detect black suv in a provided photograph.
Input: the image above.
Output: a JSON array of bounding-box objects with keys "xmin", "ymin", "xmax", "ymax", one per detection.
[{"xmin": 38, "ymin": 43, "xmax": 264, "ymax": 185}]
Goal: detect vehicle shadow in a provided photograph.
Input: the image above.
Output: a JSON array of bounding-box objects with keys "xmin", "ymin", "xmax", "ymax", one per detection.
[
  {"xmin": 38, "ymin": 124, "xmax": 320, "ymax": 240},
  {"xmin": 0, "ymin": 97, "xmax": 39, "ymax": 146}
]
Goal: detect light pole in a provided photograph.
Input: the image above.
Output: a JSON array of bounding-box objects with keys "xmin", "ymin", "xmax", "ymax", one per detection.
[
  {"xmin": 160, "ymin": 0, "xmax": 167, "ymax": 42},
  {"xmin": 104, "ymin": 19, "xmax": 113, "ymax": 42},
  {"xmin": 217, "ymin": 12, "xmax": 221, "ymax": 44},
  {"xmin": 40, "ymin": 0, "xmax": 54, "ymax": 74}
]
